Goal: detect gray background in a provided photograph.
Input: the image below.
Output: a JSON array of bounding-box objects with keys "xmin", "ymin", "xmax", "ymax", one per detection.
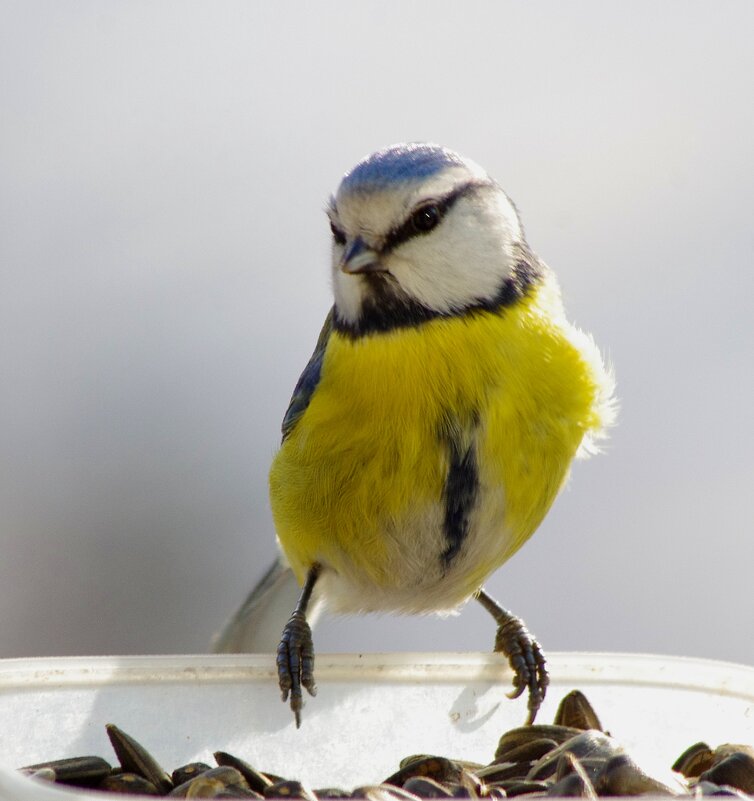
[{"xmin": 2, "ymin": 1, "xmax": 753, "ymax": 666}]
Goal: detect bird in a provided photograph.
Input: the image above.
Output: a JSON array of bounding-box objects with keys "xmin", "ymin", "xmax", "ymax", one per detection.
[{"xmin": 214, "ymin": 143, "xmax": 615, "ymax": 728}]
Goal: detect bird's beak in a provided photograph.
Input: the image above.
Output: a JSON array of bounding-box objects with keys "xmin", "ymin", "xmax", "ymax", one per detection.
[{"xmin": 340, "ymin": 237, "xmax": 386, "ymax": 274}]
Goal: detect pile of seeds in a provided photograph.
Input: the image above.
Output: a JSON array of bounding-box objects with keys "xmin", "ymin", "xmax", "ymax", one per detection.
[{"xmin": 17, "ymin": 691, "xmax": 754, "ymax": 798}]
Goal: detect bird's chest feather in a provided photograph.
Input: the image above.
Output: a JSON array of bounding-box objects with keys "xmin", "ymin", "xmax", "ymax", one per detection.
[{"xmin": 269, "ymin": 290, "xmax": 601, "ymax": 609}]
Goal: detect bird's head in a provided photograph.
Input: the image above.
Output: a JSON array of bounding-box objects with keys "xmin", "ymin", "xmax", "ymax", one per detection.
[{"xmin": 327, "ymin": 143, "xmax": 530, "ymax": 335}]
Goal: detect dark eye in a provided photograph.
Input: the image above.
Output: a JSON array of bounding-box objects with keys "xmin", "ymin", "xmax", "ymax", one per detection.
[
  {"xmin": 329, "ymin": 221, "xmax": 346, "ymax": 246},
  {"xmin": 411, "ymin": 204, "xmax": 441, "ymax": 234}
]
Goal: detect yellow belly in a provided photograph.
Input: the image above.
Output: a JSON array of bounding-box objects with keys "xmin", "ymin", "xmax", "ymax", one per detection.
[{"xmin": 269, "ymin": 276, "xmax": 612, "ymax": 613}]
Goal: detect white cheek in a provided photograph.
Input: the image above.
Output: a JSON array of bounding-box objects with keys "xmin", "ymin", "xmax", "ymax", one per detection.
[
  {"xmin": 386, "ymin": 247, "xmax": 483, "ymax": 313},
  {"xmin": 386, "ymin": 194, "xmax": 521, "ymax": 313},
  {"xmin": 331, "ymin": 250, "xmax": 364, "ymax": 324}
]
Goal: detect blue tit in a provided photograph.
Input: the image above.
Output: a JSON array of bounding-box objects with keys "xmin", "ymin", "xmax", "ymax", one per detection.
[{"xmin": 215, "ymin": 143, "xmax": 615, "ymax": 728}]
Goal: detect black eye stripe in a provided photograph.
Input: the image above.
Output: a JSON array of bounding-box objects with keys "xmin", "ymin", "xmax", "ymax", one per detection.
[
  {"xmin": 329, "ymin": 220, "xmax": 346, "ymax": 245},
  {"xmin": 382, "ymin": 180, "xmax": 490, "ymax": 254}
]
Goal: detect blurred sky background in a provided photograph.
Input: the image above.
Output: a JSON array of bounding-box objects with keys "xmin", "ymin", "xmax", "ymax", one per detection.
[{"xmin": 1, "ymin": 1, "xmax": 753, "ymax": 667}]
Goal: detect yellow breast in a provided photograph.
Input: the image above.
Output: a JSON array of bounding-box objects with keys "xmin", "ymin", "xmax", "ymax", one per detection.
[{"xmin": 269, "ymin": 274, "xmax": 612, "ymax": 610}]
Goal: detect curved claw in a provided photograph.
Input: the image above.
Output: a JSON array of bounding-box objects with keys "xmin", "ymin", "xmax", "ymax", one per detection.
[
  {"xmin": 490, "ymin": 606, "xmax": 549, "ymax": 724},
  {"xmin": 276, "ymin": 610, "xmax": 317, "ymax": 728}
]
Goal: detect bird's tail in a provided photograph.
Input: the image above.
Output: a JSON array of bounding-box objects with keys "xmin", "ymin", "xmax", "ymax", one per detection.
[{"xmin": 212, "ymin": 557, "xmax": 322, "ymax": 654}]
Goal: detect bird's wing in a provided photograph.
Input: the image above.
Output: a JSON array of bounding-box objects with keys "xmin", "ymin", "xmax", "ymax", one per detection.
[
  {"xmin": 212, "ymin": 556, "xmax": 323, "ymax": 653},
  {"xmin": 280, "ymin": 306, "xmax": 334, "ymax": 441}
]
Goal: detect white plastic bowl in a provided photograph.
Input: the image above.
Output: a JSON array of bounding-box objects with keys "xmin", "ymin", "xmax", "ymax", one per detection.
[{"xmin": 1, "ymin": 652, "xmax": 753, "ymax": 800}]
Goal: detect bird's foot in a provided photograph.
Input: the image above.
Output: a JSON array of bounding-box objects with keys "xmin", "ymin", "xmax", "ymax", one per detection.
[
  {"xmin": 276, "ymin": 609, "xmax": 316, "ymax": 728},
  {"xmin": 493, "ymin": 611, "xmax": 549, "ymax": 725}
]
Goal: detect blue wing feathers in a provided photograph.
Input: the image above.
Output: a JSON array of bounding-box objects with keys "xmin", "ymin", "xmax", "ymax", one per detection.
[{"xmin": 281, "ymin": 308, "xmax": 334, "ymax": 441}]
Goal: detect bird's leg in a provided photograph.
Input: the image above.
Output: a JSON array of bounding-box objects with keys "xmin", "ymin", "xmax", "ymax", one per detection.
[
  {"xmin": 476, "ymin": 588, "xmax": 549, "ymax": 725},
  {"xmin": 276, "ymin": 563, "xmax": 321, "ymax": 728}
]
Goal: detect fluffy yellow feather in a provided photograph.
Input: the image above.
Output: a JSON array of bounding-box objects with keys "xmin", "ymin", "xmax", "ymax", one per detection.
[{"xmin": 270, "ymin": 270, "xmax": 612, "ymax": 614}]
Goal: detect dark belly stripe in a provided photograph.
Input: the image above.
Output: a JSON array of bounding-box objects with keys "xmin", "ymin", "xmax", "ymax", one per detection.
[{"xmin": 441, "ymin": 440, "xmax": 479, "ymax": 566}]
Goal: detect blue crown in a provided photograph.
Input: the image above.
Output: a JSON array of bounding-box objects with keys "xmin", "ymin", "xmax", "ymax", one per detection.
[{"xmin": 340, "ymin": 143, "xmax": 464, "ymax": 194}]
